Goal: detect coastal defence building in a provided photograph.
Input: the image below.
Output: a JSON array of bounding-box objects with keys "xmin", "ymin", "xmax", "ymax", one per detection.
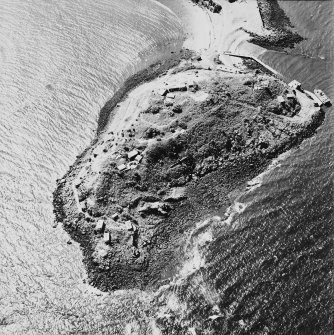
[
  {"xmin": 277, "ymin": 95, "xmax": 285, "ymax": 106},
  {"xmin": 288, "ymin": 80, "xmax": 301, "ymax": 90},
  {"xmin": 167, "ymin": 84, "xmax": 187, "ymax": 93},
  {"xmin": 95, "ymin": 220, "xmax": 105, "ymax": 234}
]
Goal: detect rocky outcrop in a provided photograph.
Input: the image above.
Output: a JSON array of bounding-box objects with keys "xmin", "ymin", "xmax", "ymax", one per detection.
[{"xmin": 53, "ymin": 57, "xmax": 325, "ymax": 292}]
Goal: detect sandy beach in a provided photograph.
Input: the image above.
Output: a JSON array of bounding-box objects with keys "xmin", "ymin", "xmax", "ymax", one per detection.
[{"xmin": 160, "ymin": 0, "xmax": 267, "ymax": 64}]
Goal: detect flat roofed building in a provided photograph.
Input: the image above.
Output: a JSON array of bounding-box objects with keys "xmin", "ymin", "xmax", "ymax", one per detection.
[
  {"xmin": 95, "ymin": 220, "xmax": 105, "ymax": 233},
  {"xmin": 167, "ymin": 85, "xmax": 187, "ymax": 93},
  {"xmin": 288, "ymin": 80, "xmax": 301, "ymax": 90},
  {"xmin": 103, "ymin": 232, "xmax": 110, "ymax": 244},
  {"xmin": 117, "ymin": 164, "xmax": 126, "ymax": 171},
  {"xmin": 128, "ymin": 149, "xmax": 139, "ymax": 160},
  {"xmin": 286, "ymin": 93, "xmax": 296, "ymax": 100}
]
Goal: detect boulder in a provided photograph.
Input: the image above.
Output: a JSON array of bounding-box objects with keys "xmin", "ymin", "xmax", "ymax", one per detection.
[
  {"xmin": 138, "ymin": 202, "xmax": 170, "ymax": 216},
  {"xmin": 164, "ymin": 187, "xmax": 187, "ymax": 202}
]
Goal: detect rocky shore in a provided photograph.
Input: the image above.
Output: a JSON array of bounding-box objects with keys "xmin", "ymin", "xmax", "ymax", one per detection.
[
  {"xmin": 53, "ymin": 52, "xmax": 325, "ymax": 291},
  {"xmin": 245, "ymin": 0, "xmax": 304, "ymax": 51}
]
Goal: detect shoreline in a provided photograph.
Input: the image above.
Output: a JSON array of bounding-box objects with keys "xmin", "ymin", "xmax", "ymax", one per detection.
[
  {"xmin": 96, "ymin": 49, "xmax": 193, "ymax": 135},
  {"xmin": 53, "ymin": 0, "xmax": 323, "ymax": 298},
  {"xmin": 53, "ymin": 51, "xmax": 325, "ymax": 291}
]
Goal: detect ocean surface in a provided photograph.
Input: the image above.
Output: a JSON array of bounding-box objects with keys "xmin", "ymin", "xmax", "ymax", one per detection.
[
  {"xmin": 0, "ymin": 0, "xmax": 332, "ymax": 334},
  {"xmin": 0, "ymin": 1, "xmax": 183, "ymax": 334}
]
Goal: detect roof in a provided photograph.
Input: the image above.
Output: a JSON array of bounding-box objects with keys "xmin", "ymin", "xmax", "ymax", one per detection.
[
  {"xmin": 168, "ymin": 85, "xmax": 187, "ymax": 92},
  {"xmin": 288, "ymin": 80, "xmax": 301, "ymax": 88},
  {"xmin": 158, "ymin": 88, "xmax": 168, "ymax": 96},
  {"xmin": 128, "ymin": 149, "xmax": 139, "ymax": 160},
  {"xmin": 117, "ymin": 164, "xmax": 126, "ymax": 171},
  {"xmin": 164, "ymin": 187, "xmax": 187, "ymax": 202},
  {"xmin": 166, "ymin": 93, "xmax": 175, "ymax": 99},
  {"xmin": 103, "ymin": 232, "xmax": 110, "ymax": 243},
  {"xmin": 277, "ymin": 96, "xmax": 285, "ymax": 103},
  {"xmin": 95, "ymin": 220, "xmax": 105, "ymax": 232}
]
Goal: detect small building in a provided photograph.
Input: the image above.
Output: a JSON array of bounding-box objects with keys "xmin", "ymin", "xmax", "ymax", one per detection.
[
  {"xmin": 166, "ymin": 93, "xmax": 175, "ymax": 99},
  {"xmin": 103, "ymin": 232, "xmax": 110, "ymax": 244},
  {"xmin": 127, "ymin": 149, "xmax": 139, "ymax": 160},
  {"xmin": 286, "ymin": 93, "xmax": 296, "ymax": 100},
  {"xmin": 117, "ymin": 164, "xmax": 126, "ymax": 171},
  {"xmin": 135, "ymin": 155, "xmax": 143, "ymax": 163},
  {"xmin": 164, "ymin": 98, "xmax": 174, "ymax": 106},
  {"xmin": 158, "ymin": 88, "xmax": 168, "ymax": 96},
  {"xmin": 129, "ymin": 161, "xmax": 138, "ymax": 169},
  {"xmin": 188, "ymin": 81, "xmax": 199, "ymax": 90},
  {"xmin": 277, "ymin": 95, "xmax": 285, "ymax": 104},
  {"xmin": 95, "ymin": 220, "xmax": 105, "ymax": 233},
  {"xmin": 288, "ymin": 80, "xmax": 301, "ymax": 90},
  {"xmin": 111, "ymin": 213, "xmax": 119, "ymax": 221},
  {"xmin": 125, "ymin": 221, "xmax": 133, "ymax": 231},
  {"xmin": 167, "ymin": 85, "xmax": 187, "ymax": 93}
]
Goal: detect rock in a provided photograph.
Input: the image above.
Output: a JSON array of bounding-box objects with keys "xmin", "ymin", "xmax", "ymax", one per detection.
[
  {"xmin": 142, "ymin": 195, "xmax": 160, "ymax": 202},
  {"xmin": 111, "ymin": 213, "xmax": 119, "ymax": 221},
  {"xmin": 138, "ymin": 202, "xmax": 170, "ymax": 216},
  {"xmin": 164, "ymin": 187, "xmax": 187, "ymax": 202},
  {"xmin": 67, "ymin": 240, "xmax": 72, "ymax": 245}
]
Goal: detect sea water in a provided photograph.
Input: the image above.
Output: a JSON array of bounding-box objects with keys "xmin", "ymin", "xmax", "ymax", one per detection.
[
  {"xmin": 0, "ymin": 0, "xmax": 183, "ymax": 333},
  {"xmin": 0, "ymin": 0, "xmax": 332, "ymax": 333}
]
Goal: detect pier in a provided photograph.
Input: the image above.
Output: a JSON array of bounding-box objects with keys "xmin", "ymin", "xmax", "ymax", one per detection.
[{"xmin": 222, "ymin": 52, "xmax": 280, "ymax": 76}]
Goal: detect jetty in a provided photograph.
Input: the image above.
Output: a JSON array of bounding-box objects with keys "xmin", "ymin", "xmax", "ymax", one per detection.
[{"xmin": 222, "ymin": 52, "xmax": 280, "ymax": 76}]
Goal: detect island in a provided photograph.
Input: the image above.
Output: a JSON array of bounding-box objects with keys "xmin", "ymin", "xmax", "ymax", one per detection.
[
  {"xmin": 53, "ymin": 0, "xmax": 328, "ymax": 295},
  {"xmin": 53, "ymin": 46, "xmax": 325, "ymax": 291}
]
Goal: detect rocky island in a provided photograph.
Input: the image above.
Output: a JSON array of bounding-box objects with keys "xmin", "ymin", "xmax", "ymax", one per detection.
[{"xmin": 53, "ymin": 49, "xmax": 325, "ymax": 291}]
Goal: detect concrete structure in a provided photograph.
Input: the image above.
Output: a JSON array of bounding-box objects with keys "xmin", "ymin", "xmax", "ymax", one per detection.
[
  {"xmin": 103, "ymin": 232, "xmax": 110, "ymax": 244},
  {"xmin": 112, "ymin": 213, "xmax": 119, "ymax": 221},
  {"xmin": 286, "ymin": 93, "xmax": 296, "ymax": 100},
  {"xmin": 117, "ymin": 164, "xmax": 126, "ymax": 171},
  {"xmin": 95, "ymin": 220, "xmax": 105, "ymax": 233},
  {"xmin": 125, "ymin": 221, "xmax": 133, "ymax": 231},
  {"xmin": 158, "ymin": 88, "xmax": 168, "ymax": 96},
  {"xmin": 165, "ymin": 98, "xmax": 174, "ymax": 106},
  {"xmin": 135, "ymin": 155, "xmax": 143, "ymax": 162},
  {"xmin": 166, "ymin": 93, "xmax": 175, "ymax": 99},
  {"xmin": 167, "ymin": 85, "xmax": 187, "ymax": 93},
  {"xmin": 187, "ymin": 81, "xmax": 198, "ymax": 89},
  {"xmin": 288, "ymin": 80, "xmax": 301, "ymax": 90},
  {"xmin": 128, "ymin": 149, "xmax": 139, "ymax": 160},
  {"xmin": 314, "ymin": 89, "xmax": 331, "ymax": 106}
]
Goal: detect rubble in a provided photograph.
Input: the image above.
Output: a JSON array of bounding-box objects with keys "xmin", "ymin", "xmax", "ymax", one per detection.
[{"xmin": 138, "ymin": 202, "xmax": 170, "ymax": 216}]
